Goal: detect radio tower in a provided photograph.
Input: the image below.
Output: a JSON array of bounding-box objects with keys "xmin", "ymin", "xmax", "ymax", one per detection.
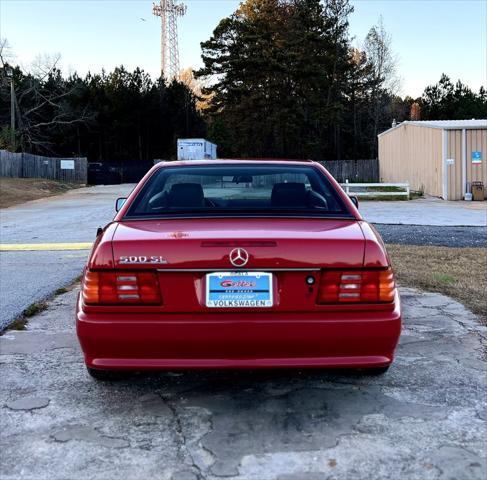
[{"xmin": 152, "ymin": 0, "xmax": 187, "ymax": 82}]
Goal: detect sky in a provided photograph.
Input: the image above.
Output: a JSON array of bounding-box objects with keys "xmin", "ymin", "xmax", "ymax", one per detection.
[{"xmin": 0, "ymin": 0, "xmax": 486, "ymax": 97}]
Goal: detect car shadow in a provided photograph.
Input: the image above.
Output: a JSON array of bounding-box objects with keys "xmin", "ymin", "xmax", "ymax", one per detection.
[{"xmin": 91, "ymin": 368, "xmax": 408, "ymax": 476}]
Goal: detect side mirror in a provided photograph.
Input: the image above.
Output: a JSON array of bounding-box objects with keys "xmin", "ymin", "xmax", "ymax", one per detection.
[
  {"xmin": 116, "ymin": 197, "xmax": 127, "ymax": 212},
  {"xmin": 350, "ymin": 196, "xmax": 359, "ymax": 209}
]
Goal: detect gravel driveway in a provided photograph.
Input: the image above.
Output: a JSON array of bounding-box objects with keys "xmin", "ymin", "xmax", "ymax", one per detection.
[
  {"xmin": 1, "ymin": 287, "xmax": 486, "ymax": 480},
  {"xmin": 375, "ymin": 225, "xmax": 487, "ymax": 248}
]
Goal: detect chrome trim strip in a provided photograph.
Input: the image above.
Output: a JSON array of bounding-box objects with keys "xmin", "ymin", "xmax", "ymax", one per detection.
[{"xmin": 156, "ymin": 267, "xmax": 321, "ymax": 272}]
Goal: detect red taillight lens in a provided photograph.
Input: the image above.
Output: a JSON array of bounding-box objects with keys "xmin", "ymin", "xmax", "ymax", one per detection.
[
  {"xmin": 82, "ymin": 271, "xmax": 162, "ymax": 305},
  {"xmin": 317, "ymin": 268, "xmax": 395, "ymax": 304}
]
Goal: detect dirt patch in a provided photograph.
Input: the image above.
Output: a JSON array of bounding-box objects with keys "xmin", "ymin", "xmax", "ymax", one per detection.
[
  {"xmin": 388, "ymin": 244, "xmax": 487, "ymax": 322},
  {"xmin": 0, "ymin": 177, "xmax": 81, "ymax": 208}
]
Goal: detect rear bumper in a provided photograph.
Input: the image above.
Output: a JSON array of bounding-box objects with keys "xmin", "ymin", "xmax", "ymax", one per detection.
[{"xmin": 76, "ymin": 299, "xmax": 401, "ymax": 370}]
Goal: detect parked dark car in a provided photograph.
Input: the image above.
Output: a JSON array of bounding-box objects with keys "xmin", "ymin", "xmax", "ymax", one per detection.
[{"xmin": 87, "ymin": 162, "xmax": 122, "ymax": 185}]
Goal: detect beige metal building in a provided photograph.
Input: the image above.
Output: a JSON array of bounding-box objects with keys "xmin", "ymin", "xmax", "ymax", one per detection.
[{"xmin": 378, "ymin": 120, "xmax": 487, "ymax": 200}]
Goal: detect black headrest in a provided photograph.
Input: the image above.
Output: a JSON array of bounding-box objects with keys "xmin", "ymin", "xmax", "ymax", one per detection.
[
  {"xmin": 271, "ymin": 183, "xmax": 307, "ymax": 207},
  {"xmin": 167, "ymin": 183, "xmax": 205, "ymax": 207}
]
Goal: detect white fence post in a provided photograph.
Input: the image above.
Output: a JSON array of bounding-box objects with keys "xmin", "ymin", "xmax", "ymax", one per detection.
[{"xmin": 345, "ymin": 179, "xmax": 349, "ymax": 195}]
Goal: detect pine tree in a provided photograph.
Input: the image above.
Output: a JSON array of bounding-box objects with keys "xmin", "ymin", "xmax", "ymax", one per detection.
[{"xmin": 197, "ymin": 0, "xmax": 355, "ymax": 159}]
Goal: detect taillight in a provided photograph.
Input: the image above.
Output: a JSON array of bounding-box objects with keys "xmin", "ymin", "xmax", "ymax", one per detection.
[
  {"xmin": 82, "ymin": 271, "xmax": 162, "ymax": 305},
  {"xmin": 317, "ymin": 268, "xmax": 395, "ymax": 304}
]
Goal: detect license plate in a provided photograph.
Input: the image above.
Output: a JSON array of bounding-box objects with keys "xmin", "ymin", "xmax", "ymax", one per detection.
[{"xmin": 206, "ymin": 272, "xmax": 273, "ymax": 308}]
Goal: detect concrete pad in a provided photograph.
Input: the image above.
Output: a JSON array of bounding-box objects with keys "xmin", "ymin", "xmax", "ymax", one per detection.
[
  {"xmin": 359, "ymin": 197, "xmax": 487, "ymax": 226},
  {"xmin": 0, "ymin": 287, "xmax": 486, "ymax": 480}
]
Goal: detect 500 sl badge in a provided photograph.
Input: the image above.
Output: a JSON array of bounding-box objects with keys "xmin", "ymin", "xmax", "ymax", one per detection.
[{"xmin": 119, "ymin": 256, "xmax": 168, "ymax": 264}]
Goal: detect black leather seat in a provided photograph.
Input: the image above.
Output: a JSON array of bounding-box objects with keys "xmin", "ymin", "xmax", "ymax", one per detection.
[
  {"xmin": 166, "ymin": 183, "xmax": 205, "ymax": 208},
  {"xmin": 271, "ymin": 183, "xmax": 307, "ymax": 207}
]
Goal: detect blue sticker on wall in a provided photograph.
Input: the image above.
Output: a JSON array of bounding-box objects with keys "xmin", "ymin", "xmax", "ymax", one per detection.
[{"xmin": 471, "ymin": 151, "xmax": 483, "ymax": 164}]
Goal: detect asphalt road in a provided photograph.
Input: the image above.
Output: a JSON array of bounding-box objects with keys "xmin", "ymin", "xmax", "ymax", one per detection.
[
  {"xmin": 0, "ymin": 184, "xmax": 135, "ymax": 330},
  {"xmin": 1, "ymin": 286, "xmax": 485, "ymax": 480},
  {"xmin": 0, "ymin": 186, "xmax": 485, "ymax": 330}
]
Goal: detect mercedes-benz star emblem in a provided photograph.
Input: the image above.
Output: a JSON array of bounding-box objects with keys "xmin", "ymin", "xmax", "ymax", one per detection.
[{"xmin": 229, "ymin": 248, "xmax": 249, "ymax": 267}]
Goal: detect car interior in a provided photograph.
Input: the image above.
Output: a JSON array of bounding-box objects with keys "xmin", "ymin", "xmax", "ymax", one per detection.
[
  {"xmin": 127, "ymin": 166, "xmax": 348, "ymax": 216},
  {"xmin": 146, "ymin": 182, "xmax": 331, "ymax": 210}
]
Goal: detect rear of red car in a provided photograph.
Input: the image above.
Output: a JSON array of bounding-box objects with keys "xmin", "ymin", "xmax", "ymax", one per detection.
[{"xmin": 76, "ymin": 160, "xmax": 401, "ymax": 376}]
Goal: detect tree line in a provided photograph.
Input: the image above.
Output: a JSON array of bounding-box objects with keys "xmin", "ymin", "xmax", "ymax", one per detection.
[
  {"xmin": 0, "ymin": 50, "xmax": 205, "ymax": 170},
  {"xmin": 1, "ymin": 0, "xmax": 486, "ymax": 168},
  {"xmin": 196, "ymin": 0, "xmax": 486, "ymax": 159}
]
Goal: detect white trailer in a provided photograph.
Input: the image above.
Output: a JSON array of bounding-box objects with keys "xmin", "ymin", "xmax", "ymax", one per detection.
[{"xmin": 177, "ymin": 138, "xmax": 217, "ymax": 161}]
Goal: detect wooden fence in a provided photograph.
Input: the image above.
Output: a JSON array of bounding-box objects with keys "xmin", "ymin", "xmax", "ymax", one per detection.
[
  {"xmin": 154, "ymin": 158, "xmax": 379, "ymax": 183},
  {"xmin": 0, "ymin": 150, "xmax": 87, "ymax": 184},
  {"xmin": 0, "ymin": 153, "xmax": 375, "ymax": 186},
  {"xmin": 317, "ymin": 159, "xmax": 379, "ymax": 182}
]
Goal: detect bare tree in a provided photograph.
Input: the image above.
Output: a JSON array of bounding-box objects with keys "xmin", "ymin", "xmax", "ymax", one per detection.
[
  {"xmin": 364, "ymin": 16, "xmax": 399, "ymax": 92},
  {"xmin": 363, "ymin": 16, "xmax": 400, "ymax": 152},
  {"xmin": 1, "ymin": 41, "xmax": 93, "ymax": 153},
  {"xmin": 0, "ymin": 38, "xmax": 14, "ymax": 65},
  {"xmin": 29, "ymin": 53, "xmax": 62, "ymax": 80}
]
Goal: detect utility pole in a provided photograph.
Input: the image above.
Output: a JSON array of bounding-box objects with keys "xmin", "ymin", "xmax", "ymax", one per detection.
[
  {"xmin": 152, "ymin": 0, "xmax": 187, "ymax": 82},
  {"xmin": 6, "ymin": 67, "xmax": 15, "ymax": 149}
]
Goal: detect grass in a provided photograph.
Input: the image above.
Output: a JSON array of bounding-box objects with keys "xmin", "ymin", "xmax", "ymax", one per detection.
[
  {"xmin": 431, "ymin": 273, "xmax": 457, "ymax": 285},
  {"xmin": 387, "ymin": 244, "xmax": 487, "ymax": 323},
  {"xmin": 23, "ymin": 301, "xmax": 49, "ymax": 317},
  {"xmin": 6, "ymin": 317, "xmax": 29, "ymax": 331},
  {"xmin": 354, "ymin": 186, "xmax": 423, "ymax": 202},
  {"xmin": 6, "ymin": 301, "xmax": 49, "ymax": 332},
  {"xmin": 360, "ymin": 195, "xmax": 409, "ymax": 201},
  {"xmin": 0, "ymin": 177, "xmax": 81, "ymax": 208}
]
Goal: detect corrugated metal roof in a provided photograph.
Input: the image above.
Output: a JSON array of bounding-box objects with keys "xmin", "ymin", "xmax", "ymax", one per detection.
[
  {"xmin": 405, "ymin": 119, "xmax": 487, "ymax": 129},
  {"xmin": 378, "ymin": 119, "xmax": 487, "ymax": 137}
]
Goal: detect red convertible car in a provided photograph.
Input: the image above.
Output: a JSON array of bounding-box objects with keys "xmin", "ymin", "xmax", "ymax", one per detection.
[{"xmin": 76, "ymin": 160, "xmax": 401, "ymax": 379}]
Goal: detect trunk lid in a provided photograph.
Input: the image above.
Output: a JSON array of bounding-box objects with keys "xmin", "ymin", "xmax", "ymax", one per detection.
[
  {"xmin": 110, "ymin": 218, "xmax": 365, "ymax": 312},
  {"xmin": 112, "ymin": 218, "xmax": 364, "ymax": 269}
]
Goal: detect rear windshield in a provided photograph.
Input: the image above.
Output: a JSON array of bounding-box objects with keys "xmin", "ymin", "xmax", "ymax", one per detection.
[{"xmin": 125, "ymin": 164, "xmax": 351, "ymax": 218}]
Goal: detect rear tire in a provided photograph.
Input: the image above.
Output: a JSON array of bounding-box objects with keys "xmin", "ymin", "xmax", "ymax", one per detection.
[
  {"xmin": 361, "ymin": 365, "xmax": 390, "ymax": 376},
  {"xmin": 86, "ymin": 367, "xmax": 127, "ymax": 381}
]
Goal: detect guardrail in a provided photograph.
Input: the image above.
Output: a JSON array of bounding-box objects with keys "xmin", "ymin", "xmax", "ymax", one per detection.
[{"xmin": 340, "ymin": 180, "xmax": 410, "ymax": 199}]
